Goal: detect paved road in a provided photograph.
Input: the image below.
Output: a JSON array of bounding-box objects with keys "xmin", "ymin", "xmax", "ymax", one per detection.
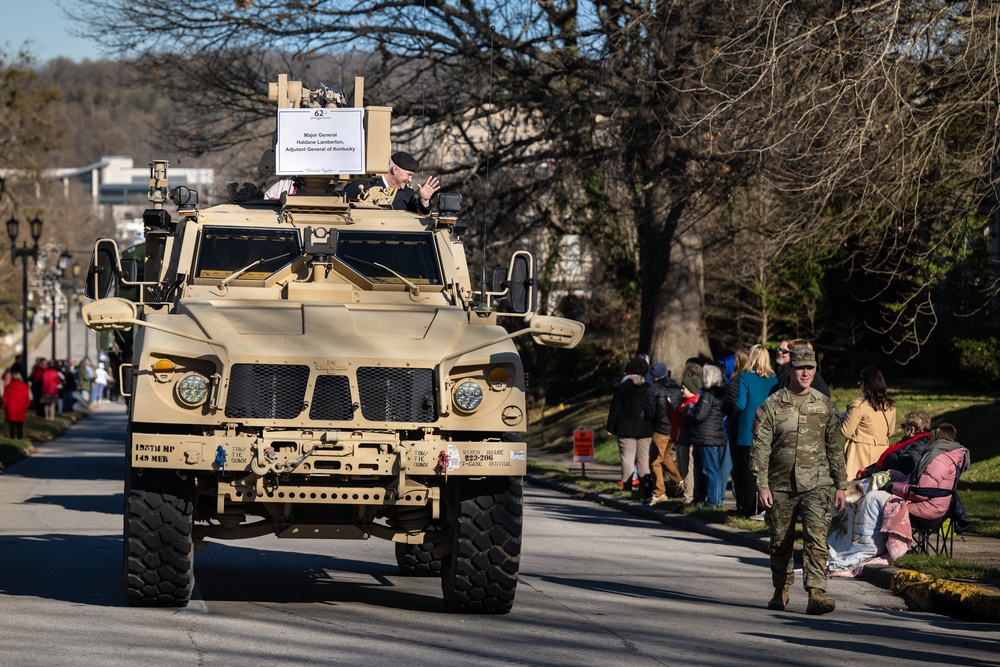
[
  {"xmin": 1, "ymin": 404, "xmax": 996, "ymax": 666},
  {"xmin": 29, "ymin": 311, "xmax": 95, "ymax": 363}
]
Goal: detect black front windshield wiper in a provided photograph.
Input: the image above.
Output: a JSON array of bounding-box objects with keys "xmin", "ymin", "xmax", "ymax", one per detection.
[
  {"xmin": 217, "ymin": 252, "xmax": 293, "ymax": 289},
  {"xmin": 341, "ymin": 254, "xmax": 420, "ymax": 297}
]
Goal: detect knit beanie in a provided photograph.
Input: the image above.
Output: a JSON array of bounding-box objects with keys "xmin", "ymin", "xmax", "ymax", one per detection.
[{"xmin": 682, "ymin": 376, "xmax": 702, "ymax": 394}]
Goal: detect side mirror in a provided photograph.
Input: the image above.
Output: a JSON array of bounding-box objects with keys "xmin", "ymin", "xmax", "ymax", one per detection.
[
  {"xmin": 508, "ymin": 251, "xmax": 537, "ymax": 315},
  {"xmin": 82, "ymin": 298, "xmax": 138, "ymax": 332},
  {"xmin": 529, "ymin": 315, "xmax": 585, "ymax": 349},
  {"xmin": 85, "ymin": 239, "xmax": 123, "ymax": 300}
]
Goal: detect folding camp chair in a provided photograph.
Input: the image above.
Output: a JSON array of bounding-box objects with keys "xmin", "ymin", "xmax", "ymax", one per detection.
[
  {"xmin": 910, "ymin": 495, "xmax": 958, "ymax": 556},
  {"xmin": 907, "ymin": 465, "xmax": 970, "ymax": 557}
]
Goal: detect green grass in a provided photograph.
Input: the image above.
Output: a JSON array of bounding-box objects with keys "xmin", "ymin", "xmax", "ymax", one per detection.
[
  {"xmin": 594, "ymin": 435, "xmax": 620, "ymax": 466},
  {"xmin": 892, "ymin": 553, "xmax": 1000, "ymax": 580}
]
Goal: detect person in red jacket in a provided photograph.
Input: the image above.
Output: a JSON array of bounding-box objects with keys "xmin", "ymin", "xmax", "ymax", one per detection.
[
  {"xmin": 40, "ymin": 360, "xmax": 62, "ymax": 420},
  {"xmin": 3, "ymin": 370, "xmax": 31, "ymax": 439}
]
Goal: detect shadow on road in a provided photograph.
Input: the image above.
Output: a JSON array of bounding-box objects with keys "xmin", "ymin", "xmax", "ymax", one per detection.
[
  {"xmin": 196, "ymin": 542, "xmax": 447, "ymax": 612},
  {"xmin": 25, "ymin": 492, "xmax": 123, "ymax": 515},
  {"xmin": 8, "ymin": 453, "xmax": 124, "ymax": 482},
  {"xmin": 0, "ymin": 533, "xmax": 447, "ymax": 612}
]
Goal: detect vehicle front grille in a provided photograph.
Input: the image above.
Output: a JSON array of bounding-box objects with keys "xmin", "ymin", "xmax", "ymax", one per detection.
[
  {"xmin": 223, "ymin": 364, "xmax": 435, "ymax": 423},
  {"xmin": 309, "ymin": 375, "xmax": 354, "ymax": 420},
  {"xmin": 225, "ymin": 364, "xmax": 309, "ymax": 419},
  {"xmin": 357, "ymin": 367, "xmax": 436, "ymax": 423}
]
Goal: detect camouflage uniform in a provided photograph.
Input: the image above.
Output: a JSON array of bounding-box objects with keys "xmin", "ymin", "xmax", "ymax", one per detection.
[{"xmin": 751, "ymin": 387, "xmax": 846, "ymax": 592}]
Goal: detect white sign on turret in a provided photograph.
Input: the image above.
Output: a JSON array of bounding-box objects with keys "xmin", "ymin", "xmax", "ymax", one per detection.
[{"xmin": 275, "ymin": 108, "xmax": 365, "ymax": 175}]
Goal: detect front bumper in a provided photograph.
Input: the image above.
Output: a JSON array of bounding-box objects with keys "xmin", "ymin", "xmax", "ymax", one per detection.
[{"xmin": 130, "ymin": 430, "xmax": 526, "ymax": 482}]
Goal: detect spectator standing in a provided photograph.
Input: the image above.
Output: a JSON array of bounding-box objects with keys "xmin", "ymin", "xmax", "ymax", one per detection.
[
  {"xmin": 841, "ymin": 366, "xmax": 896, "ymax": 479},
  {"xmin": 3, "ymin": 360, "xmax": 24, "ymax": 392},
  {"xmin": 92, "ymin": 362, "xmax": 110, "ymax": 405},
  {"xmin": 76, "ymin": 360, "xmax": 93, "ymax": 410},
  {"xmin": 722, "ymin": 349, "xmax": 749, "ymax": 512},
  {"xmin": 606, "ymin": 357, "xmax": 653, "ymax": 491},
  {"xmin": 2, "ymin": 370, "xmax": 30, "ymax": 439},
  {"xmin": 40, "ymin": 361, "xmax": 62, "ymax": 420},
  {"xmin": 732, "ymin": 344, "xmax": 778, "ymax": 519},
  {"xmin": 675, "ymin": 375, "xmax": 702, "ymax": 505},
  {"xmin": 773, "ymin": 340, "xmax": 791, "ymax": 386},
  {"xmin": 685, "ymin": 363, "xmax": 729, "ymax": 508},
  {"xmin": 751, "ymin": 347, "xmax": 847, "ymax": 615},
  {"xmin": 30, "ymin": 358, "xmax": 46, "ymax": 417},
  {"xmin": 61, "ymin": 360, "xmax": 78, "ymax": 413},
  {"xmin": 644, "ymin": 362, "xmax": 685, "ymax": 502}
]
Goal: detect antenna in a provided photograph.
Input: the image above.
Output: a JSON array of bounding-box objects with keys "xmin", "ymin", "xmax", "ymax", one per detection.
[{"xmin": 482, "ymin": 26, "xmax": 496, "ymax": 298}]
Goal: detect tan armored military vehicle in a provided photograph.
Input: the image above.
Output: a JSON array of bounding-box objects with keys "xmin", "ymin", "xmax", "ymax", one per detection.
[{"xmin": 83, "ymin": 75, "xmax": 584, "ymax": 614}]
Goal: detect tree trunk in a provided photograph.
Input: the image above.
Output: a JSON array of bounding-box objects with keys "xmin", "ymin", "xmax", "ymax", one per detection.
[{"xmin": 637, "ymin": 192, "xmax": 713, "ymax": 372}]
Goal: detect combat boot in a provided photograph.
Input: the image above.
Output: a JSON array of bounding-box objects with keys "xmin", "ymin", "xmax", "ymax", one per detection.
[
  {"xmin": 767, "ymin": 587, "xmax": 789, "ymax": 610},
  {"xmin": 806, "ymin": 588, "xmax": 836, "ymax": 615}
]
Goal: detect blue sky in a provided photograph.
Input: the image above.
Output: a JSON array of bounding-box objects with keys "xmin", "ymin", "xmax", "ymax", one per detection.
[{"xmin": 1, "ymin": 0, "xmax": 104, "ymax": 63}]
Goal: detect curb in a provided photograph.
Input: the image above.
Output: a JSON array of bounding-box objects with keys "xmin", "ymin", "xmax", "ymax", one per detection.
[
  {"xmin": 875, "ymin": 567, "xmax": 1000, "ymax": 623},
  {"xmin": 525, "ymin": 473, "xmax": 1000, "ymax": 624},
  {"xmin": 0, "ymin": 444, "xmax": 38, "ymax": 471}
]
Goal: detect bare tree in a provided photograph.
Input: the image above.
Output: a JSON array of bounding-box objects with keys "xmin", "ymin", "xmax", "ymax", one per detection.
[
  {"xmin": 691, "ymin": 0, "xmax": 1000, "ymax": 359},
  {"xmin": 69, "ymin": 0, "xmax": 1000, "ymax": 366},
  {"xmin": 69, "ymin": 0, "xmax": 749, "ymax": 370},
  {"xmin": 0, "ymin": 49, "xmax": 67, "ymax": 334}
]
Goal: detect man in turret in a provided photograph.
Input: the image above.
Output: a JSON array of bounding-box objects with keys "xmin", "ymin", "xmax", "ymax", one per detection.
[
  {"xmin": 751, "ymin": 347, "xmax": 847, "ymax": 615},
  {"xmin": 345, "ymin": 151, "xmax": 440, "ymax": 213}
]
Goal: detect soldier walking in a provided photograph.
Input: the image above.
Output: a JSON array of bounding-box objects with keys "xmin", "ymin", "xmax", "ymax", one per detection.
[{"xmin": 750, "ymin": 347, "xmax": 847, "ymax": 615}]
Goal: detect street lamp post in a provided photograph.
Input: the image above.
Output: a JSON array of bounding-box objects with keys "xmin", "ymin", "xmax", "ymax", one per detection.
[
  {"xmin": 6, "ymin": 216, "xmax": 43, "ymax": 373},
  {"xmin": 50, "ymin": 274, "xmax": 56, "ymax": 361},
  {"xmin": 41, "ymin": 251, "xmax": 71, "ymax": 361},
  {"xmin": 66, "ymin": 261, "xmax": 79, "ymax": 360}
]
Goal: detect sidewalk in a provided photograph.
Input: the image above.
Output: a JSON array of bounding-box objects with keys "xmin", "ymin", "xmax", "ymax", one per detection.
[{"xmin": 528, "ymin": 447, "xmax": 1000, "ymax": 623}]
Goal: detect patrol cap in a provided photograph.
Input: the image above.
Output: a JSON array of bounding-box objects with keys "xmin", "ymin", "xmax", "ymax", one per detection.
[
  {"xmin": 391, "ymin": 151, "xmax": 419, "ymax": 171},
  {"xmin": 789, "ymin": 347, "xmax": 816, "ymax": 368},
  {"xmin": 650, "ymin": 362, "xmax": 668, "ymax": 379}
]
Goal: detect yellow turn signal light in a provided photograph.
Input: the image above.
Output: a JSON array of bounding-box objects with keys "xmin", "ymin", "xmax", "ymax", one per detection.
[
  {"xmin": 153, "ymin": 359, "xmax": 176, "ymax": 382},
  {"xmin": 488, "ymin": 367, "xmax": 511, "ymax": 389}
]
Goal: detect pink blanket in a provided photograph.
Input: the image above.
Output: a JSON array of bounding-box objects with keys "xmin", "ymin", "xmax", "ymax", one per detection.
[{"xmin": 881, "ymin": 496, "xmax": 912, "ymax": 561}]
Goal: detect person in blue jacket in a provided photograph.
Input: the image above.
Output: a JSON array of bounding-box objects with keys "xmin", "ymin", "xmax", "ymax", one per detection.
[{"xmin": 733, "ymin": 344, "xmax": 778, "ymax": 518}]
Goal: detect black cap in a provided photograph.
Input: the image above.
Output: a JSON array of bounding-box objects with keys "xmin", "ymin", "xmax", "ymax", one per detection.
[{"xmin": 391, "ymin": 151, "xmax": 419, "ymax": 171}]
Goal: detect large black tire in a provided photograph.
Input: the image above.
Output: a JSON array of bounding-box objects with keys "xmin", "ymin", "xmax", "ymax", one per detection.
[
  {"xmin": 395, "ymin": 541, "xmax": 443, "ymax": 577},
  {"xmin": 441, "ymin": 476, "xmax": 523, "ymax": 614},
  {"xmin": 123, "ymin": 470, "xmax": 195, "ymax": 607}
]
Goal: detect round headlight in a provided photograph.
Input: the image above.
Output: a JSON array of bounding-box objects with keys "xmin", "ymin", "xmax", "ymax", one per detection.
[
  {"xmin": 453, "ymin": 380, "xmax": 484, "ymax": 412},
  {"xmin": 176, "ymin": 374, "xmax": 209, "ymax": 406}
]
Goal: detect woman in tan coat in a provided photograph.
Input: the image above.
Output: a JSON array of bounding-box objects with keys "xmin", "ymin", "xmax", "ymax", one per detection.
[{"xmin": 841, "ymin": 366, "xmax": 896, "ymax": 478}]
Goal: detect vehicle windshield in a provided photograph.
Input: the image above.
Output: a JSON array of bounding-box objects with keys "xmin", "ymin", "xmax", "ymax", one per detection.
[
  {"xmin": 196, "ymin": 227, "xmax": 302, "ymax": 279},
  {"xmin": 336, "ymin": 231, "xmax": 442, "ymax": 285}
]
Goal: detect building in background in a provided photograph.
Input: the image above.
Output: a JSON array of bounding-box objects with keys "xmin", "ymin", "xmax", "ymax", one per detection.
[{"xmin": 47, "ymin": 156, "xmax": 215, "ymax": 246}]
